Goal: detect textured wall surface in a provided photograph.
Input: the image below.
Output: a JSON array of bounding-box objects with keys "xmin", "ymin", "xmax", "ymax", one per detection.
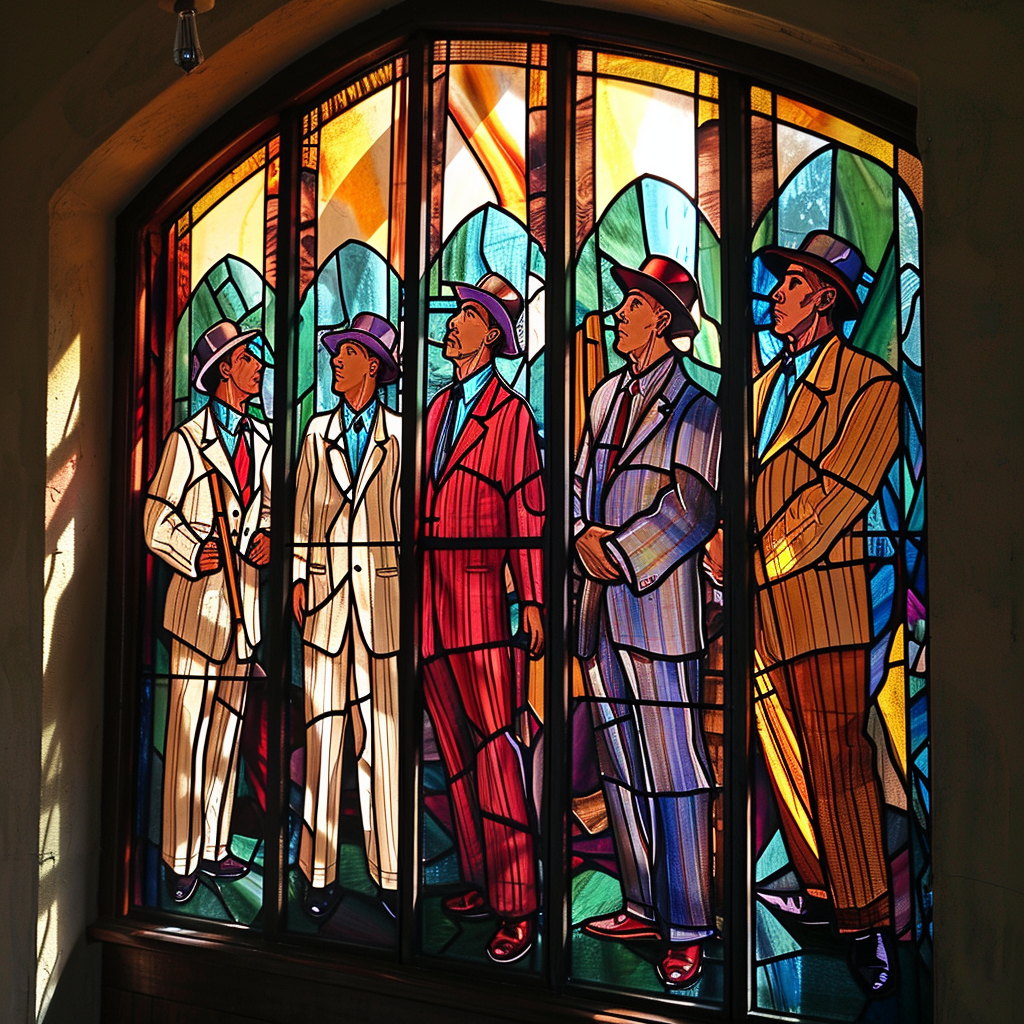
[{"xmin": 1, "ymin": 2, "xmax": 1020, "ymax": 1022}]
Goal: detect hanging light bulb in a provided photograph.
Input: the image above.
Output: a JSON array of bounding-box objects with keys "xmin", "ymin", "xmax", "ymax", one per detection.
[
  {"xmin": 173, "ymin": 5, "xmax": 204, "ymax": 74},
  {"xmin": 160, "ymin": 1, "xmax": 215, "ymax": 75}
]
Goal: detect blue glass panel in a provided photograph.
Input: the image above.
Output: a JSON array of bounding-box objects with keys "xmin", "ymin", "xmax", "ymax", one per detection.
[
  {"xmin": 751, "ymin": 254, "xmax": 776, "ymax": 297},
  {"xmin": 756, "ymin": 902, "xmax": 802, "ymax": 961},
  {"xmin": 903, "ymin": 363, "xmax": 923, "ymax": 424},
  {"xmin": 869, "ymin": 633, "xmax": 888, "ymax": 696},
  {"xmin": 777, "ymin": 150, "xmax": 832, "ymax": 251},
  {"xmin": 759, "ymin": 329, "xmax": 782, "ymax": 367},
  {"xmin": 642, "ymin": 176, "xmax": 698, "ymax": 272},
  {"xmin": 898, "ymin": 187, "xmax": 920, "ymax": 270},
  {"xmin": 753, "ymin": 297, "xmax": 771, "ymax": 326},
  {"xmin": 871, "ymin": 564, "xmax": 895, "ymax": 636},
  {"xmin": 756, "ymin": 829, "xmax": 790, "ymax": 882}
]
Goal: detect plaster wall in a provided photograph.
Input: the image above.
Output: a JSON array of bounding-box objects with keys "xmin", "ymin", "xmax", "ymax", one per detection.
[{"xmin": 0, "ymin": 2, "xmax": 1019, "ymax": 1022}]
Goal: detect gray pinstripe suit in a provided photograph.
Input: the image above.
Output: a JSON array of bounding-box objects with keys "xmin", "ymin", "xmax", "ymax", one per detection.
[{"xmin": 574, "ymin": 357, "xmax": 721, "ymax": 941}]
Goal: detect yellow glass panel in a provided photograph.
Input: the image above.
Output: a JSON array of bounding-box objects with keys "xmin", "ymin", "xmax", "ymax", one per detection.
[
  {"xmin": 190, "ymin": 166, "xmax": 266, "ymax": 288},
  {"xmin": 777, "ymin": 95, "xmax": 894, "ymax": 167},
  {"xmin": 699, "ymin": 71, "xmax": 719, "ymax": 99},
  {"xmin": 317, "ymin": 84, "xmax": 393, "ymax": 264},
  {"xmin": 597, "ymin": 53, "xmax": 695, "ymax": 93},
  {"xmin": 595, "ymin": 76, "xmax": 695, "ymax": 218},
  {"xmin": 320, "ymin": 63, "xmax": 393, "ymax": 125},
  {"xmin": 877, "ymin": 625, "xmax": 908, "ymax": 777},
  {"xmin": 176, "ymin": 212, "xmax": 190, "ymax": 238},
  {"xmin": 530, "ymin": 68, "xmax": 547, "ymax": 107},
  {"xmin": 751, "ymin": 86, "xmax": 772, "ymax": 114},
  {"xmin": 448, "ymin": 63, "xmax": 527, "ymax": 224},
  {"xmin": 698, "ymin": 99, "xmax": 719, "ymax": 125},
  {"xmin": 191, "ymin": 150, "xmax": 265, "ymax": 224}
]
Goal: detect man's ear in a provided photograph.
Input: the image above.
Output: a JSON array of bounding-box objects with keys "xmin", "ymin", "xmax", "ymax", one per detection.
[
  {"xmin": 817, "ymin": 286, "xmax": 837, "ymax": 313},
  {"xmin": 485, "ymin": 326, "xmax": 503, "ymax": 349},
  {"xmin": 368, "ymin": 356, "xmax": 380, "ymax": 380},
  {"xmin": 654, "ymin": 302, "xmax": 673, "ymax": 336}
]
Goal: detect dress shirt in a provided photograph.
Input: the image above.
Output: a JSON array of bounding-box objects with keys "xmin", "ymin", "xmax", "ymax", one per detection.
[
  {"xmin": 342, "ymin": 397, "xmax": 377, "ymax": 472},
  {"xmin": 624, "ymin": 354, "xmax": 676, "ymax": 435},
  {"xmin": 757, "ymin": 341, "xmax": 824, "ymax": 458},
  {"xmin": 211, "ymin": 398, "xmax": 245, "ymax": 457}
]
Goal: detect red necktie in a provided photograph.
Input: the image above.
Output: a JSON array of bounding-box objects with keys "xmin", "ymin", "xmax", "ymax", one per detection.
[
  {"xmin": 233, "ymin": 423, "xmax": 252, "ymax": 506},
  {"xmin": 604, "ymin": 380, "xmax": 639, "ymax": 482}
]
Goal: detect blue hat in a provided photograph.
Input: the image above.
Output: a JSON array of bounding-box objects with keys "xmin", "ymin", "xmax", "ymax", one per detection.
[
  {"xmin": 191, "ymin": 320, "xmax": 263, "ymax": 394},
  {"xmin": 761, "ymin": 231, "xmax": 865, "ymax": 320},
  {"xmin": 321, "ymin": 313, "xmax": 401, "ymax": 385}
]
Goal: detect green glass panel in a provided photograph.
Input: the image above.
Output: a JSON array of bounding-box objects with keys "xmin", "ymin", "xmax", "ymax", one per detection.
[
  {"xmin": 853, "ymin": 242, "xmax": 897, "ymax": 367},
  {"xmin": 752, "ymin": 206, "xmax": 775, "ymax": 253},
  {"xmin": 834, "ymin": 150, "xmax": 894, "ymax": 271},
  {"xmin": 698, "ymin": 219, "xmax": 721, "ymax": 323},
  {"xmin": 597, "ymin": 183, "xmax": 646, "ymax": 270}
]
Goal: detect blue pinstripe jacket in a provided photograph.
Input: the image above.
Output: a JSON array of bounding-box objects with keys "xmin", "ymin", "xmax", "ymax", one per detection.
[{"xmin": 573, "ymin": 360, "xmax": 721, "ymax": 659}]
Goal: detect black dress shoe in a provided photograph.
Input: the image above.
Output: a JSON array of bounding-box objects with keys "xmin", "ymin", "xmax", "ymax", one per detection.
[
  {"xmin": 849, "ymin": 929, "xmax": 899, "ymax": 999},
  {"xmin": 303, "ymin": 880, "xmax": 343, "ymax": 922},
  {"xmin": 169, "ymin": 871, "xmax": 199, "ymax": 903},
  {"xmin": 200, "ymin": 855, "xmax": 250, "ymax": 880}
]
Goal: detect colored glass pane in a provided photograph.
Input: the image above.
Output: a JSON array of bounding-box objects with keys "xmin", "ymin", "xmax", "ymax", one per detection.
[
  {"xmin": 749, "ymin": 86, "xmax": 928, "ymax": 1020},
  {"xmin": 570, "ymin": 52, "xmax": 724, "ymax": 1005}
]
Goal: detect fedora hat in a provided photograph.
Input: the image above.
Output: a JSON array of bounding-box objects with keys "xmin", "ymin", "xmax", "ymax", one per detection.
[
  {"xmin": 611, "ymin": 256, "xmax": 700, "ymax": 338},
  {"xmin": 452, "ymin": 272, "xmax": 524, "ymax": 358},
  {"xmin": 191, "ymin": 320, "xmax": 263, "ymax": 394},
  {"xmin": 761, "ymin": 231, "xmax": 865, "ymax": 320},
  {"xmin": 321, "ymin": 312, "xmax": 401, "ymax": 385}
]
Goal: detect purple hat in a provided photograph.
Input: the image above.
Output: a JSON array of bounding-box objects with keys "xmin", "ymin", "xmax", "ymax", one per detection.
[
  {"xmin": 760, "ymin": 231, "xmax": 865, "ymax": 320},
  {"xmin": 321, "ymin": 312, "xmax": 401, "ymax": 385},
  {"xmin": 191, "ymin": 320, "xmax": 263, "ymax": 394},
  {"xmin": 611, "ymin": 255, "xmax": 700, "ymax": 339},
  {"xmin": 452, "ymin": 273, "xmax": 524, "ymax": 358}
]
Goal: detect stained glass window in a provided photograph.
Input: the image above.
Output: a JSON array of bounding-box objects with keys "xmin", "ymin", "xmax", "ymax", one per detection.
[{"xmin": 116, "ymin": 31, "xmax": 929, "ymax": 1024}]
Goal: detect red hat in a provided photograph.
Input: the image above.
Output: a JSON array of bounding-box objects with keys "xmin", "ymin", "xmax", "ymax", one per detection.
[{"xmin": 611, "ymin": 256, "xmax": 700, "ymax": 339}]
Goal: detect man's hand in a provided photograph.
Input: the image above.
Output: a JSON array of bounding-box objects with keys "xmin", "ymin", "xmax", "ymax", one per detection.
[
  {"xmin": 576, "ymin": 525, "xmax": 624, "ymax": 582},
  {"xmin": 249, "ymin": 530, "xmax": 271, "ymax": 566},
  {"xmin": 522, "ymin": 603, "xmax": 545, "ymax": 659},
  {"xmin": 292, "ymin": 580, "xmax": 306, "ymax": 626},
  {"xmin": 197, "ymin": 540, "xmax": 221, "ymax": 574}
]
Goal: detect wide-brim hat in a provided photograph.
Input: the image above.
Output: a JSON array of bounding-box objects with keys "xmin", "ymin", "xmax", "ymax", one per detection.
[
  {"xmin": 192, "ymin": 320, "xmax": 263, "ymax": 394},
  {"xmin": 452, "ymin": 272, "xmax": 524, "ymax": 358},
  {"xmin": 321, "ymin": 312, "xmax": 401, "ymax": 385},
  {"xmin": 760, "ymin": 231, "xmax": 865, "ymax": 320},
  {"xmin": 611, "ymin": 255, "xmax": 700, "ymax": 338}
]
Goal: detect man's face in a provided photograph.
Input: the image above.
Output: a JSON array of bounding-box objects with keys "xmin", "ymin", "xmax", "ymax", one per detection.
[
  {"xmin": 445, "ymin": 299, "xmax": 500, "ymax": 363},
  {"xmin": 331, "ymin": 340, "xmax": 378, "ymax": 396},
  {"xmin": 770, "ymin": 263, "xmax": 835, "ymax": 338},
  {"xmin": 222, "ymin": 343, "xmax": 264, "ymax": 396},
  {"xmin": 612, "ymin": 289, "xmax": 670, "ymax": 360}
]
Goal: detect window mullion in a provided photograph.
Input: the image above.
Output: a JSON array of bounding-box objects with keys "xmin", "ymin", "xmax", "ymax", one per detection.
[
  {"xmin": 398, "ymin": 34, "xmax": 429, "ymax": 967},
  {"xmin": 263, "ymin": 111, "xmax": 303, "ymax": 943},
  {"xmin": 719, "ymin": 71, "xmax": 755, "ymax": 1022}
]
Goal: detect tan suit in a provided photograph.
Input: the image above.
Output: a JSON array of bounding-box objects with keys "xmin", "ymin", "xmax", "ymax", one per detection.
[
  {"xmin": 144, "ymin": 405, "xmax": 272, "ymax": 875},
  {"xmin": 293, "ymin": 403, "xmax": 401, "ymax": 889},
  {"xmin": 753, "ymin": 334, "xmax": 899, "ymax": 932}
]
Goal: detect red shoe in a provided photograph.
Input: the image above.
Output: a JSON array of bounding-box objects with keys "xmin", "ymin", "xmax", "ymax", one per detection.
[
  {"xmin": 487, "ymin": 917, "xmax": 535, "ymax": 964},
  {"xmin": 658, "ymin": 944, "xmax": 703, "ymax": 988},
  {"xmin": 583, "ymin": 910, "xmax": 661, "ymax": 941},
  {"xmin": 442, "ymin": 889, "xmax": 490, "ymax": 920}
]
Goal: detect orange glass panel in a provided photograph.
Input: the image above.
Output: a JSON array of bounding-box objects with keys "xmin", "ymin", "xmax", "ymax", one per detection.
[
  {"xmin": 777, "ymin": 95, "xmax": 894, "ymax": 166},
  {"xmin": 596, "ymin": 53, "xmax": 695, "ymax": 93},
  {"xmin": 899, "ymin": 148, "xmax": 924, "ymax": 208},
  {"xmin": 750, "ymin": 85, "xmax": 772, "ymax": 114}
]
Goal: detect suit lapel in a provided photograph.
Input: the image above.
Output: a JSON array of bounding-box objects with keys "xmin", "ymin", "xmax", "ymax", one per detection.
[
  {"xmin": 436, "ymin": 376, "xmax": 504, "ymax": 487},
  {"xmin": 199, "ymin": 406, "xmax": 241, "ymax": 501},
  {"xmin": 759, "ymin": 335, "xmax": 841, "ymax": 464},
  {"xmin": 324, "ymin": 409, "xmax": 353, "ymax": 494},
  {"xmin": 619, "ymin": 363, "xmax": 685, "ymax": 465},
  {"xmin": 249, "ymin": 418, "xmax": 270, "ymax": 498}
]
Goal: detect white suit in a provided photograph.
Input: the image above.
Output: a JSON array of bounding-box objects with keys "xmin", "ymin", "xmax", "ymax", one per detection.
[
  {"xmin": 144, "ymin": 404, "xmax": 272, "ymax": 876},
  {"xmin": 293, "ymin": 402, "xmax": 401, "ymax": 890}
]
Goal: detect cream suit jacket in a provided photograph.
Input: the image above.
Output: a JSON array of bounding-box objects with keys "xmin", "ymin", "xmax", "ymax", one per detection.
[
  {"xmin": 144, "ymin": 405, "xmax": 272, "ymax": 662},
  {"xmin": 293, "ymin": 404, "xmax": 401, "ymax": 657}
]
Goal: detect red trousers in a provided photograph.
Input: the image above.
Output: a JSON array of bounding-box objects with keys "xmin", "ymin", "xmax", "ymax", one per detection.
[{"xmin": 424, "ymin": 643, "xmax": 537, "ymax": 919}]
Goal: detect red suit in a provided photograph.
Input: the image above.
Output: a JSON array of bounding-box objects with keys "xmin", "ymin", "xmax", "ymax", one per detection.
[{"xmin": 422, "ymin": 373, "xmax": 544, "ymax": 919}]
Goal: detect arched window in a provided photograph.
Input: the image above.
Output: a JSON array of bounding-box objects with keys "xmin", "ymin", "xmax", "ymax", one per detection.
[{"xmin": 103, "ymin": 11, "xmax": 930, "ymax": 1022}]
